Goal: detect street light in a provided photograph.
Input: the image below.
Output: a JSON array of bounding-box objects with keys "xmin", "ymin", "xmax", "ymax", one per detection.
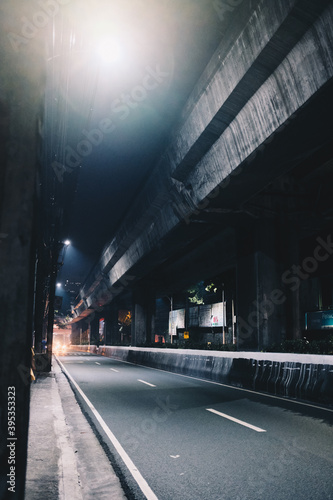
[{"xmin": 97, "ymin": 38, "xmax": 122, "ymax": 65}]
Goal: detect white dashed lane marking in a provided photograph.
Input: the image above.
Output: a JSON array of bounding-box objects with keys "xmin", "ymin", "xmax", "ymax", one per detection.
[
  {"xmin": 137, "ymin": 379, "xmax": 156, "ymax": 388},
  {"xmin": 206, "ymin": 408, "xmax": 266, "ymax": 433}
]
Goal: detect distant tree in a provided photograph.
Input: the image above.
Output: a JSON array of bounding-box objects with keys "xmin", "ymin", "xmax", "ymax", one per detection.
[
  {"xmin": 118, "ymin": 310, "xmax": 132, "ymax": 326},
  {"xmin": 187, "ymin": 280, "xmax": 222, "ymax": 305},
  {"xmin": 205, "ymin": 282, "xmax": 218, "ymax": 294},
  {"xmin": 187, "ymin": 281, "xmax": 206, "ymax": 304}
]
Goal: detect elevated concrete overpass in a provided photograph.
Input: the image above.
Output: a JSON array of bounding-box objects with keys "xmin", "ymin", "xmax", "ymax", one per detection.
[{"xmin": 72, "ymin": 0, "xmax": 333, "ymax": 350}]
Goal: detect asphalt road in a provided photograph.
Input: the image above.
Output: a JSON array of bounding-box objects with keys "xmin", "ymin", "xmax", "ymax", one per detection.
[{"xmin": 57, "ymin": 352, "xmax": 333, "ymax": 500}]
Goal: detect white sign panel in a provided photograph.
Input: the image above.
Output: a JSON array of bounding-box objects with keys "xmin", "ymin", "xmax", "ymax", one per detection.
[
  {"xmin": 169, "ymin": 309, "xmax": 185, "ymax": 335},
  {"xmin": 211, "ymin": 302, "xmax": 226, "ymax": 327},
  {"xmin": 199, "ymin": 302, "xmax": 226, "ymax": 327},
  {"xmin": 199, "ymin": 305, "xmax": 212, "ymax": 327}
]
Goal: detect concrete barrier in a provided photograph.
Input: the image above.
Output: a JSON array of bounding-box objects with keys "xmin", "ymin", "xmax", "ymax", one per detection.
[{"xmin": 68, "ymin": 345, "xmax": 333, "ymax": 405}]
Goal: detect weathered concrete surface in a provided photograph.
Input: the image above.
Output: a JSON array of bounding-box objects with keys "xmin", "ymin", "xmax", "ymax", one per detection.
[
  {"xmin": 71, "ymin": 345, "xmax": 333, "ymax": 406},
  {"xmin": 72, "ymin": 0, "xmax": 333, "ymax": 324},
  {"xmin": 0, "ymin": 2, "xmax": 45, "ymax": 498},
  {"xmin": 167, "ymin": 0, "xmax": 324, "ymax": 180},
  {"xmin": 25, "ymin": 375, "xmax": 60, "ymax": 500},
  {"xmin": 187, "ymin": 4, "xmax": 333, "ymax": 206}
]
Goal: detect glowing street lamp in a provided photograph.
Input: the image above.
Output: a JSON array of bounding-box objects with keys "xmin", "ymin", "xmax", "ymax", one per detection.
[{"xmin": 97, "ymin": 38, "xmax": 122, "ymax": 65}]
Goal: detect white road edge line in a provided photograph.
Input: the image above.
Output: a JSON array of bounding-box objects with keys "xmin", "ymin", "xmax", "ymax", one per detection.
[
  {"xmin": 206, "ymin": 408, "xmax": 266, "ymax": 433},
  {"xmin": 138, "ymin": 379, "xmax": 156, "ymax": 388},
  {"xmin": 57, "ymin": 358, "xmax": 159, "ymax": 500},
  {"xmin": 95, "ymin": 362, "xmax": 101, "ymax": 365},
  {"xmin": 110, "ymin": 368, "xmax": 119, "ymax": 372}
]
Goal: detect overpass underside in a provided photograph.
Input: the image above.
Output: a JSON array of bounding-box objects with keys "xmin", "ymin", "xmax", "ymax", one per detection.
[{"xmin": 72, "ymin": 0, "xmax": 333, "ymax": 351}]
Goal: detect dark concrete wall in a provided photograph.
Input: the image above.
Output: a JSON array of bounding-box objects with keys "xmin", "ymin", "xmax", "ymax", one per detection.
[{"xmin": 0, "ymin": 2, "xmax": 45, "ymax": 497}]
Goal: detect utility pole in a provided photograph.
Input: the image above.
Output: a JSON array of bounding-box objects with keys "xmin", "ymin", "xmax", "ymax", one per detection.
[
  {"xmin": 169, "ymin": 295, "xmax": 173, "ymax": 344},
  {"xmin": 46, "ymin": 246, "xmax": 59, "ymax": 371},
  {"xmin": 46, "ymin": 238, "xmax": 69, "ymax": 370}
]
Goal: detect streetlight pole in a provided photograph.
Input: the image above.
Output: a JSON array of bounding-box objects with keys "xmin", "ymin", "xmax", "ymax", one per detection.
[
  {"xmin": 166, "ymin": 295, "xmax": 174, "ymax": 344},
  {"xmin": 46, "ymin": 239, "xmax": 70, "ymax": 370},
  {"xmin": 46, "ymin": 248, "xmax": 59, "ymax": 371}
]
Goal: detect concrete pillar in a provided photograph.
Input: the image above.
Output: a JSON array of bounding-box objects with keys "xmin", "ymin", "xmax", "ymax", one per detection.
[
  {"xmin": 279, "ymin": 216, "xmax": 301, "ymax": 340},
  {"xmin": 321, "ymin": 275, "xmax": 333, "ymax": 309},
  {"xmin": 131, "ymin": 286, "xmax": 155, "ymax": 346},
  {"xmin": 90, "ymin": 316, "xmax": 100, "ymax": 346},
  {"xmin": 131, "ymin": 302, "xmax": 146, "ymax": 346},
  {"xmin": 236, "ymin": 218, "xmax": 285, "ymax": 350},
  {"xmin": 71, "ymin": 323, "xmax": 81, "ymax": 345},
  {"xmin": 155, "ymin": 298, "xmax": 170, "ymax": 341},
  {"xmin": 104, "ymin": 305, "xmax": 120, "ymax": 345}
]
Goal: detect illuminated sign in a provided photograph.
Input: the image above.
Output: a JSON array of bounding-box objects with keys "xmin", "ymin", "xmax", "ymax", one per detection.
[
  {"xmin": 305, "ymin": 310, "xmax": 333, "ymax": 330},
  {"xmin": 170, "ymin": 303, "xmax": 226, "ymax": 334},
  {"xmin": 99, "ymin": 318, "xmax": 105, "ymax": 342}
]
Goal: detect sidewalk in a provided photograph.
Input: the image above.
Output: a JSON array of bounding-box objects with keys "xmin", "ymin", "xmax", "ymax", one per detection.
[{"xmin": 25, "ymin": 359, "xmax": 127, "ymax": 500}]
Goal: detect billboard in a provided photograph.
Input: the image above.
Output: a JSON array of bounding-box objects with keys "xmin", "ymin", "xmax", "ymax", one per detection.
[
  {"xmin": 199, "ymin": 305, "xmax": 212, "ymax": 327},
  {"xmin": 305, "ymin": 310, "xmax": 333, "ymax": 330},
  {"xmin": 170, "ymin": 303, "xmax": 226, "ymax": 333},
  {"xmin": 211, "ymin": 302, "xmax": 226, "ymax": 327},
  {"xmin": 169, "ymin": 309, "xmax": 185, "ymax": 335}
]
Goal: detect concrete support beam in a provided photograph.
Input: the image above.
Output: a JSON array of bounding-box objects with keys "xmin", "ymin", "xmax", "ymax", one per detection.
[
  {"xmin": 131, "ymin": 286, "xmax": 156, "ymax": 346},
  {"xmin": 105, "ymin": 1, "xmax": 333, "ymax": 296},
  {"xmin": 280, "ymin": 218, "xmax": 301, "ymax": 341},
  {"xmin": 187, "ymin": 4, "xmax": 333, "ymax": 206},
  {"xmin": 169, "ymin": 0, "xmax": 332, "ymax": 180},
  {"xmin": 236, "ymin": 219, "xmax": 287, "ymax": 350},
  {"xmin": 236, "ymin": 212, "xmax": 305, "ymax": 350},
  {"xmin": 89, "ymin": 316, "xmax": 100, "ymax": 347},
  {"xmin": 71, "ymin": 322, "xmax": 81, "ymax": 345},
  {"xmin": 105, "ymin": 305, "xmax": 120, "ymax": 346}
]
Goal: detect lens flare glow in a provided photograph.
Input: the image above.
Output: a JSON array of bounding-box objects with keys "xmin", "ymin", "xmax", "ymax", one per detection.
[{"xmin": 97, "ymin": 38, "xmax": 122, "ymax": 65}]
